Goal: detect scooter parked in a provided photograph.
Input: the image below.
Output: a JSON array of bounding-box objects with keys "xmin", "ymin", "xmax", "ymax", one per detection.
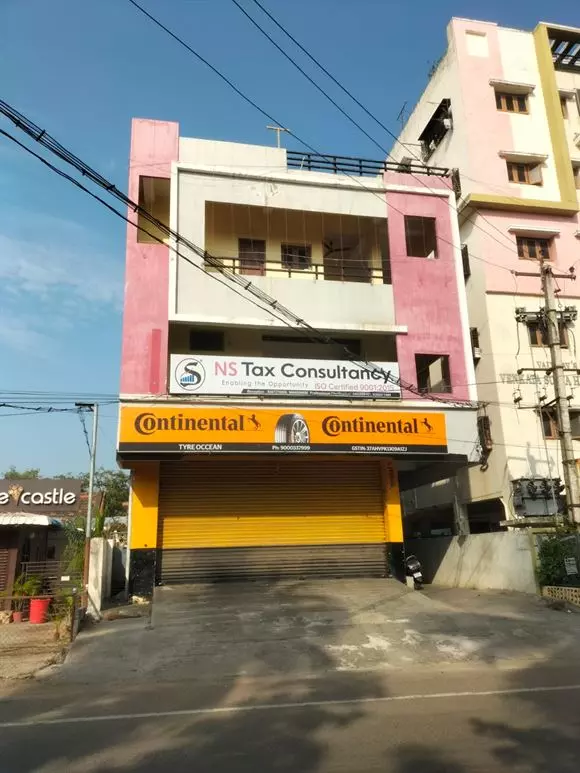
[{"xmin": 405, "ymin": 554, "xmax": 423, "ymax": 589}]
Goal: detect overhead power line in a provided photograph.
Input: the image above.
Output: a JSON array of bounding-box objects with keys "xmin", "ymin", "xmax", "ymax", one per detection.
[
  {"xmin": 230, "ymin": 0, "xmax": 520, "ymax": 256},
  {"xmin": 0, "ymin": 109, "xmax": 479, "ymax": 409},
  {"xmin": 229, "ymin": 0, "xmax": 394, "ymax": 161},
  {"xmin": 125, "ymin": 0, "xmax": 521, "ymax": 268}
]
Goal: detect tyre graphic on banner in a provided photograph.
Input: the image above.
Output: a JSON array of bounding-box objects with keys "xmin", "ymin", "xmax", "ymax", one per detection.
[{"xmin": 274, "ymin": 414, "xmax": 310, "ymax": 444}]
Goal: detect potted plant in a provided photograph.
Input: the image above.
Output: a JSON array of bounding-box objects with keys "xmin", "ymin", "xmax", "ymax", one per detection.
[{"xmin": 10, "ymin": 575, "xmax": 42, "ymax": 623}]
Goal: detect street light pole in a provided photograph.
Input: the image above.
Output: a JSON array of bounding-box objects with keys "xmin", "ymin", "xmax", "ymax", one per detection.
[{"xmin": 76, "ymin": 402, "xmax": 99, "ymax": 603}]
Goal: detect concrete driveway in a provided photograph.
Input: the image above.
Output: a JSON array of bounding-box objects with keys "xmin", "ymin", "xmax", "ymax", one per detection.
[{"xmin": 40, "ymin": 579, "xmax": 580, "ymax": 685}]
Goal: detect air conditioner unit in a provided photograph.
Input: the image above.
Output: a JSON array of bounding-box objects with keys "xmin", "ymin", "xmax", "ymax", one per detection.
[
  {"xmin": 473, "ymin": 347, "xmax": 482, "ymax": 360},
  {"xmin": 443, "ymin": 117, "xmax": 453, "ymax": 129}
]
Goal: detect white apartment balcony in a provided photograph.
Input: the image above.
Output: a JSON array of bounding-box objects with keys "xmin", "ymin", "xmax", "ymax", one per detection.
[{"xmin": 174, "ymin": 202, "xmax": 400, "ymax": 333}]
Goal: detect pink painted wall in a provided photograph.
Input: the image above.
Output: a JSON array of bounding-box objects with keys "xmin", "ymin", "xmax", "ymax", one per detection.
[
  {"xmin": 120, "ymin": 119, "xmax": 179, "ymax": 395},
  {"xmin": 474, "ymin": 209, "xmax": 580, "ymax": 296},
  {"xmin": 450, "ymin": 19, "xmax": 520, "ymax": 198},
  {"xmin": 386, "ymin": 187, "xmax": 469, "ymax": 401}
]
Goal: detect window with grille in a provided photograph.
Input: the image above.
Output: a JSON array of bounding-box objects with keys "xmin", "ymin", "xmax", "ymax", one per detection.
[
  {"xmin": 238, "ymin": 238, "xmax": 266, "ymax": 276},
  {"xmin": 541, "ymin": 409, "xmax": 580, "ymax": 439},
  {"xmin": 507, "ymin": 161, "xmax": 543, "ymax": 185},
  {"xmin": 526, "ymin": 319, "xmax": 567, "ymax": 347},
  {"xmin": 281, "ymin": 243, "xmax": 312, "ymax": 270},
  {"xmin": 495, "ymin": 92, "xmax": 528, "ymax": 113},
  {"xmin": 516, "ymin": 236, "xmax": 552, "ymax": 261},
  {"xmin": 404, "ymin": 216, "xmax": 438, "ymax": 259}
]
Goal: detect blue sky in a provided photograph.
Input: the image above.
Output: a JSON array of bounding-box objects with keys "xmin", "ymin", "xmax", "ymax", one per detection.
[{"xmin": 0, "ymin": 0, "xmax": 573, "ymax": 475}]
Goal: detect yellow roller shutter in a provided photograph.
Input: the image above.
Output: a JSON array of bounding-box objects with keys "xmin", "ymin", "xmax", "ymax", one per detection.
[{"xmin": 158, "ymin": 459, "xmax": 386, "ymax": 549}]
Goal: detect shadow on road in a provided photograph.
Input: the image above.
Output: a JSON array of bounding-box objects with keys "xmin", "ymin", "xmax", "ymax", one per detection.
[
  {"xmin": 2, "ymin": 584, "xmax": 580, "ymax": 772},
  {"xmin": 0, "ymin": 580, "xmax": 384, "ymax": 772}
]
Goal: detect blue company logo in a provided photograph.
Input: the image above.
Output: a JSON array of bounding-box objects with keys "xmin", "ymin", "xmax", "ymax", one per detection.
[{"xmin": 175, "ymin": 358, "xmax": 206, "ymax": 391}]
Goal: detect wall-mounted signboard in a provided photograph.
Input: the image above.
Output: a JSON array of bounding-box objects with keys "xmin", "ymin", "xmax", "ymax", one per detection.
[
  {"xmin": 118, "ymin": 405, "xmax": 447, "ymax": 456},
  {"xmin": 169, "ymin": 355, "xmax": 401, "ymax": 400}
]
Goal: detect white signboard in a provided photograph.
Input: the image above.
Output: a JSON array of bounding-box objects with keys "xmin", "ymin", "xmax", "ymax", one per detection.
[
  {"xmin": 170, "ymin": 355, "xmax": 401, "ymax": 400},
  {"xmin": 564, "ymin": 557, "xmax": 578, "ymax": 576}
]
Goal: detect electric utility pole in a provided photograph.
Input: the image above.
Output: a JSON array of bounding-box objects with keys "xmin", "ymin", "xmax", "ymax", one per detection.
[
  {"xmin": 515, "ymin": 261, "xmax": 580, "ymax": 526},
  {"xmin": 541, "ymin": 261, "xmax": 580, "ymax": 525}
]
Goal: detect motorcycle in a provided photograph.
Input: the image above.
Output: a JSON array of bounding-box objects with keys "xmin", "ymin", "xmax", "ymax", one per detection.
[{"xmin": 405, "ymin": 554, "xmax": 423, "ymax": 589}]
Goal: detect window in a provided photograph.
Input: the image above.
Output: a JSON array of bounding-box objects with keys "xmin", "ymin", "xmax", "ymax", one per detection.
[
  {"xmin": 527, "ymin": 319, "xmax": 568, "ymax": 347},
  {"xmin": 281, "ymin": 243, "xmax": 312, "ymax": 270},
  {"xmin": 323, "ymin": 235, "xmax": 371, "ymax": 283},
  {"xmin": 238, "ymin": 238, "xmax": 266, "ymax": 276},
  {"xmin": 189, "ymin": 329, "xmax": 225, "ymax": 352},
  {"xmin": 415, "ymin": 354, "xmax": 452, "ymax": 394},
  {"xmin": 516, "ymin": 236, "xmax": 552, "ymax": 261},
  {"xmin": 573, "ymin": 163, "xmax": 580, "ymax": 190},
  {"xmin": 560, "ymin": 95, "xmax": 569, "ymax": 119},
  {"xmin": 404, "ymin": 216, "xmax": 438, "ymax": 259},
  {"xmin": 461, "ymin": 244, "xmax": 471, "ymax": 280},
  {"xmin": 137, "ymin": 177, "xmax": 170, "ymax": 244},
  {"xmin": 507, "ymin": 161, "xmax": 543, "ymax": 185},
  {"xmin": 495, "ymin": 92, "xmax": 528, "ymax": 114},
  {"xmin": 470, "ymin": 328, "xmax": 481, "ymax": 362},
  {"xmin": 541, "ymin": 409, "xmax": 580, "ymax": 439},
  {"xmin": 418, "ymin": 98, "xmax": 452, "ymax": 160}
]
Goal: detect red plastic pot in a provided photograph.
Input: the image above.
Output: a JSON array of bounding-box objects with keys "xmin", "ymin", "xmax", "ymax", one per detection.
[{"xmin": 29, "ymin": 598, "xmax": 51, "ymax": 624}]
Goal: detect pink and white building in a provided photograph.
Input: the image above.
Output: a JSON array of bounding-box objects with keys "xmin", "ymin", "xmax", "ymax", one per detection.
[
  {"xmin": 393, "ymin": 19, "xmax": 580, "ymax": 529},
  {"xmin": 118, "ymin": 121, "xmax": 479, "ymax": 593}
]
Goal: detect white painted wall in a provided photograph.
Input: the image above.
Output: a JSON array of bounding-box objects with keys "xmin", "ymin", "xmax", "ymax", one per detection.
[
  {"xmin": 407, "ymin": 532, "xmax": 537, "ymax": 593},
  {"xmin": 556, "ymin": 70, "xmax": 580, "ymax": 187},
  {"xmin": 88, "ymin": 537, "xmax": 113, "ymax": 619},
  {"xmin": 389, "ymin": 32, "xmax": 474, "ymax": 195},
  {"xmin": 460, "ymin": 290, "xmax": 580, "ymax": 512},
  {"xmin": 498, "ymin": 27, "xmax": 561, "ymax": 202},
  {"xmin": 179, "ymin": 138, "xmax": 287, "ymax": 171}
]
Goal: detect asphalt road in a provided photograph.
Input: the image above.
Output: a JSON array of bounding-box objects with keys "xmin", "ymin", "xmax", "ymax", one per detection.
[{"xmin": 1, "ymin": 664, "xmax": 580, "ymax": 772}]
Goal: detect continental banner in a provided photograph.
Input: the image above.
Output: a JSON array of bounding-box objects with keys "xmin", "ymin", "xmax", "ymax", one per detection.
[{"xmin": 118, "ymin": 406, "xmax": 447, "ymax": 455}]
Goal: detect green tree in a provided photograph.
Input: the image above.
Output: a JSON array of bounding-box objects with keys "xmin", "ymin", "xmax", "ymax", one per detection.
[
  {"xmin": 54, "ymin": 468, "xmax": 129, "ymax": 536},
  {"xmin": 3, "ymin": 466, "xmax": 41, "ymax": 479},
  {"xmin": 91, "ymin": 468, "xmax": 129, "ymax": 536}
]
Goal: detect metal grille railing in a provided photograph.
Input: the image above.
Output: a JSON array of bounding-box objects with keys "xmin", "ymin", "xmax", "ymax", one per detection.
[
  {"xmin": 204, "ymin": 255, "xmax": 387, "ymax": 284},
  {"xmin": 20, "ymin": 561, "xmax": 82, "ymax": 595},
  {"xmin": 286, "ymin": 150, "xmax": 450, "ymax": 178}
]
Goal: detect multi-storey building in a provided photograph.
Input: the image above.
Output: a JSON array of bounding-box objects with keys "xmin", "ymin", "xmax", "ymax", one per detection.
[
  {"xmin": 392, "ymin": 19, "xmax": 580, "ymax": 531},
  {"xmin": 117, "ymin": 119, "xmax": 479, "ymax": 596}
]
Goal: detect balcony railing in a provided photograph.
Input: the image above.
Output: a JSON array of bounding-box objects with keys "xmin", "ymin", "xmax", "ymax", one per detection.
[
  {"xmin": 286, "ymin": 151, "xmax": 450, "ymax": 178},
  {"xmin": 204, "ymin": 255, "xmax": 388, "ymax": 284}
]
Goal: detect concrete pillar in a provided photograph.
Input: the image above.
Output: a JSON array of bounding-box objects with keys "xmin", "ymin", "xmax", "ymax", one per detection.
[
  {"xmin": 128, "ymin": 463, "xmax": 159, "ymax": 600},
  {"xmin": 88, "ymin": 537, "xmax": 113, "ymax": 619}
]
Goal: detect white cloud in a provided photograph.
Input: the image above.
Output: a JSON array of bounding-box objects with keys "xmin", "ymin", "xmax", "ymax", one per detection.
[
  {"xmin": 0, "ymin": 232, "xmax": 123, "ymax": 309},
  {"xmin": 0, "ymin": 312, "xmax": 53, "ymax": 355}
]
